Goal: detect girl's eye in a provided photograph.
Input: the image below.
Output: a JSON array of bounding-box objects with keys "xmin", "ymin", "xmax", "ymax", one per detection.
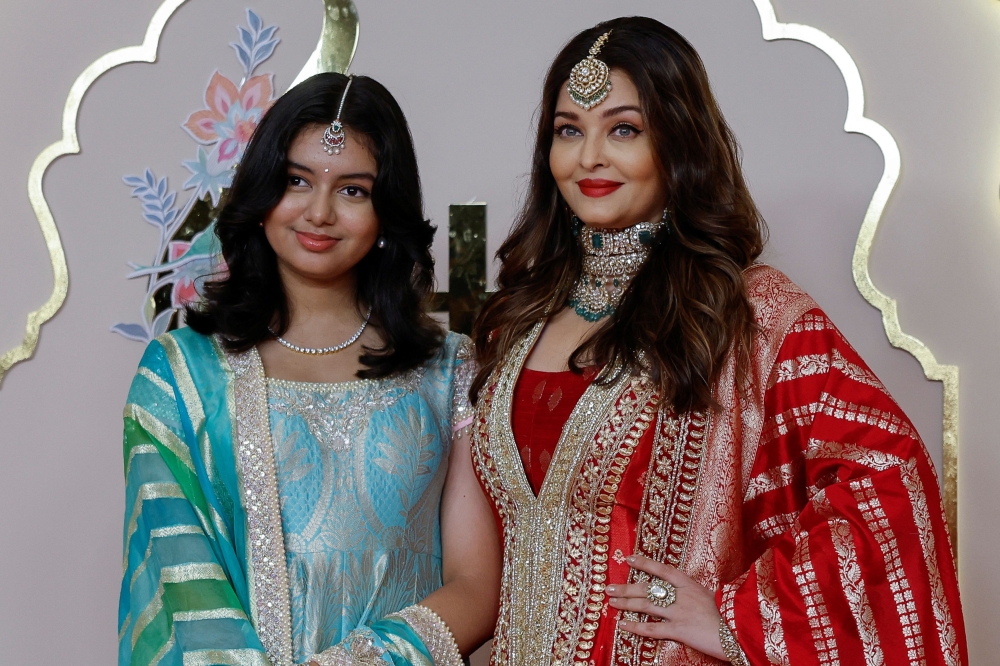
[
  {"xmin": 340, "ymin": 185, "xmax": 370, "ymax": 198},
  {"xmin": 288, "ymin": 175, "xmax": 307, "ymax": 187},
  {"xmin": 611, "ymin": 123, "xmax": 640, "ymax": 138},
  {"xmin": 554, "ymin": 124, "xmax": 582, "ymax": 138}
]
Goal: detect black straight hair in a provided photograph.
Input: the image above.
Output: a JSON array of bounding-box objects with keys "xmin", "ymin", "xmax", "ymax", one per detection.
[{"xmin": 186, "ymin": 72, "xmax": 444, "ymax": 378}]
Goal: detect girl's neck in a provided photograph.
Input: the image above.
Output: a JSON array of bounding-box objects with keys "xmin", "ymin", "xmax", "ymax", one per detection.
[{"xmin": 281, "ymin": 267, "xmax": 364, "ymax": 333}]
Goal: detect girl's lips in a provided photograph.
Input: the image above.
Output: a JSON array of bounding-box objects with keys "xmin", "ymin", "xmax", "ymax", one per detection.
[
  {"xmin": 577, "ymin": 178, "xmax": 624, "ymax": 198},
  {"xmin": 295, "ymin": 231, "xmax": 338, "ymax": 251}
]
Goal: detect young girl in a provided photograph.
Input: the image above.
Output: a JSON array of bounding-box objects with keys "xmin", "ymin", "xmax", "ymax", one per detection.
[{"xmin": 119, "ymin": 73, "xmax": 499, "ymax": 666}]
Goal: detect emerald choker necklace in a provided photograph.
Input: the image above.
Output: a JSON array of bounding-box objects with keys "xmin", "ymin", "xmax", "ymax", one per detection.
[{"xmin": 567, "ymin": 217, "xmax": 664, "ymax": 322}]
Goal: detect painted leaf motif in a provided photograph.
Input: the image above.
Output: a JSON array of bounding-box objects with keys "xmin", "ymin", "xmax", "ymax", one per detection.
[
  {"xmin": 247, "ymin": 9, "xmax": 262, "ymax": 33},
  {"xmin": 239, "ymin": 26, "xmax": 254, "ymax": 51},
  {"xmin": 152, "ymin": 309, "xmax": 173, "ymax": 338},
  {"xmin": 252, "ymin": 40, "xmax": 278, "ymax": 66},
  {"xmin": 111, "ymin": 323, "xmax": 149, "ymax": 342}
]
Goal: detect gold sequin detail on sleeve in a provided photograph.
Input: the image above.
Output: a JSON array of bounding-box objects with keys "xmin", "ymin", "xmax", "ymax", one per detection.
[
  {"xmin": 451, "ymin": 335, "xmax": 477, "ymax": 436},
  {"xmin": 306, "ymin": 629, "xmax": 387, "ymax": 666},
  {"xmin": 719, "ymin": 618, "xmax": 750, "ymax": 666},
  {"xmin": 389, "ymin": 604, "xmax": 463, "ymax": 666}
]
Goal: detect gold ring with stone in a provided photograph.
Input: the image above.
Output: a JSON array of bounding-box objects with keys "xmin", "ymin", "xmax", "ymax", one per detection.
[{"xmin": 646, "ymin": 577, "xmax": 676, "ymax": 608}]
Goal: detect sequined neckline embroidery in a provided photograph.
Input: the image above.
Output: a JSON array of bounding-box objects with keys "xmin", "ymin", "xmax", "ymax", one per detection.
[{"xmin": 266, "ymin": 369, "xmax": 425, "ymax": 455}]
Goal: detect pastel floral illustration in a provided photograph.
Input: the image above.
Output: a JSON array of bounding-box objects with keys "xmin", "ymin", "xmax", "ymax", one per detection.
[
  {"xmin": 182, "ymin": 147, "xmax": 232, "ymax": 207},
  {"xmin": 113, "ymin": 10, "xmax": 279, "ymax": 343},
  {"xmin": 183, "ymin": 71, "xmax": 273, "ymax": 161}
]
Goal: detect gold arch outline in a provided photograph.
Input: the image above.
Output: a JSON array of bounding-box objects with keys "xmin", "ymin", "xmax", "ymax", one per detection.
[
  {"xmin": 0, "ymin": 0, "xmax": 187, "ymax": 389},
  {"xmin": 752, "ymin": 0, "xmax": 959, "ymax": 550},
  {"xmin": 0, "ymin": 0, "xmax": 357, "ymax": 389}
]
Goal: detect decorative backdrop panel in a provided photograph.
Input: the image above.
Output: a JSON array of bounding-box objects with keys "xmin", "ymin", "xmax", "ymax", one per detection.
[{"xmin": 1, "ymin": 0, "xmax": 997, "ymax": 663}]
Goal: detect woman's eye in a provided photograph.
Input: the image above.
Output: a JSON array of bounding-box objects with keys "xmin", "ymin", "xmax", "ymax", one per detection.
[
  {"xmin": 555, "ymin": 125, "xmax": 582, "ymax": 138},
  {"xmin": 611, "ymin": 124, "xmax": 640, "ymax": 138},
  {"xmin": 340, "ymin": 185, "xmax": 370, "ymax": 198},
  {"xmin": 288, "ymin": 175, "xmax": 307, "ymax": 187}
]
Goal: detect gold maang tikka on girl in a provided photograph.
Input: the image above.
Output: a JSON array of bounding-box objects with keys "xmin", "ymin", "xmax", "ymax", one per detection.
[
  {"xmin": 567, "ymin": 30, "xmax": 613, "ymax": 109},
  {"xmin": 321, "ymin": 74, "xmax": 354, "ymax": 155}
]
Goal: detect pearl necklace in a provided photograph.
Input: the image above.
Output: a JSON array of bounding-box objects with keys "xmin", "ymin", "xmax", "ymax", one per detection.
[
  {"xmin": 269, "ymin": 307, "xmax": 372, "ymax": 355},
  {"xmin": 567, "ymin": 218, "xmax": 664, "ymax": 322}
]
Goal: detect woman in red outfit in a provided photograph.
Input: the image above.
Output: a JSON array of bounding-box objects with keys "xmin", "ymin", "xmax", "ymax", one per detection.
[{"xmin": 470, "ymin": 16, "xmax": 966, "ymax": 666}]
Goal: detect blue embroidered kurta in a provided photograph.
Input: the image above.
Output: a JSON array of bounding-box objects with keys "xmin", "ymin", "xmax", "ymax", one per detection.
[{"xmin": 118, "ymin": 328, "xmax": 474, "ymax": 666}]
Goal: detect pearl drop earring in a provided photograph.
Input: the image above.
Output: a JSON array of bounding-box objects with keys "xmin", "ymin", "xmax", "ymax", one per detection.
[{"xmin": 377, "ymin": 236, "xmax": 387, "ymax": 249}]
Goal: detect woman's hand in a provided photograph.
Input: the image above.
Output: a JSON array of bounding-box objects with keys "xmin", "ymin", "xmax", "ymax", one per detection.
[{"xmin": 606, "ymin": 555, "xmax": 727, "ymax": 661}]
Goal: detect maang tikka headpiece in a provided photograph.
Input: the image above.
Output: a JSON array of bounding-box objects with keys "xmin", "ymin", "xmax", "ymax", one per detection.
[
  {"xmin": 322, "ymin": 74, "xmax": 354, "ymax": 155},
  {"xmin": 567, "ymin": 29, "xmax": 613, "ymax": 110}
]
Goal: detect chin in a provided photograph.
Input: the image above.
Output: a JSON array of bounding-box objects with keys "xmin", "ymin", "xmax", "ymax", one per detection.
[{"xmin": 575, "ymin": 209, "xmax": 629, "ymax": 229}]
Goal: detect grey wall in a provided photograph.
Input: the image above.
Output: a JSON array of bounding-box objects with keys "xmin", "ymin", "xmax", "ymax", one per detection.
[{"xmin": 0, "ymin": 0, "xmax": 995, "ymax": 662}]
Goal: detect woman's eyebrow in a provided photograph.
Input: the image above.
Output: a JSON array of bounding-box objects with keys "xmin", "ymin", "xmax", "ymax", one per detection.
[
  {"xmin": 601, "ymin": 105, "xmax": 643, "ymax": 118},
  {"xmin": 287, "ymin": 160, "xmax": 314, "ymax": 174},
  {"xmin": 554, "ymin": 110, "xmax": 580, "ymax": 121}
]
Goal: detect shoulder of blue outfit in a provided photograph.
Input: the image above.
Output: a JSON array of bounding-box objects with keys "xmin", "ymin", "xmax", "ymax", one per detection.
[
  {"xmin": 441, "ymin": 332, "xmax": 476, "ymax": 437},
  {"xmin": 443, "ymin": 331, "xmax": 473, "ymax": 359}
]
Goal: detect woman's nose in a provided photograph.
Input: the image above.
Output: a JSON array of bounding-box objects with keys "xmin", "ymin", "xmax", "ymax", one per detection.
[{"xmin": 579, "ymin": 134, "xmax": 607, "ymax": 170}]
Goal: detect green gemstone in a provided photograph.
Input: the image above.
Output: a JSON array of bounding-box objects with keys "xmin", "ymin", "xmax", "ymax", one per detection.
[
  {"xmin": 592, "ymin": 233, "xmax": 603, "ymax": 249},
  {"xmin": 638, "ymin": 230, "xmax": 651, "ymax": 245}
]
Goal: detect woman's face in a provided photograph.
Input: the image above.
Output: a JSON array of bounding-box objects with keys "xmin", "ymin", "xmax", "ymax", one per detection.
[
  {"xmin": 263, "ymin": 123, "xmax": 379, "ymax": 286},
  {"xmin": 549, "ymin": 69, "xmax": 667, "ymax": 230}
]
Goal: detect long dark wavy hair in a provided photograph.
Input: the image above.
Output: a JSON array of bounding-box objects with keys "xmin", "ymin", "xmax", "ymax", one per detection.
[
  {"xmin": 186, "ymin": 73, "xmax": 443, "ymax": 378},
  {"xmin": 471, "ymin": 17, "xmax": 766, "ymax": 411}
]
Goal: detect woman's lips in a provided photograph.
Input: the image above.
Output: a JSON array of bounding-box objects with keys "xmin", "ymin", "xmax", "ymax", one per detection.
[
  {"xmin": 577, "ymin": 178, "xmax": 624, "ymax": 198},
  {"xmin": 295, "ymin": 231, "xmax": 338, "ymax": 251}
]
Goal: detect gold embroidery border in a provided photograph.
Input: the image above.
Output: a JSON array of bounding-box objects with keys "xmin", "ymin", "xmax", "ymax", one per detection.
[
  {"xmin": 0, "ymin": 0, "xmax": 358, "ymax": 388},
  {"xmin": 752, "ymin": 0, "xmax": 959, "ymax": 550}
]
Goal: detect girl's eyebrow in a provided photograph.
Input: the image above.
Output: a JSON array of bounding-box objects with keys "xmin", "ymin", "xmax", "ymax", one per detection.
[
  {"xmin": 287, "ymin": 160, "xmax": 314, "ymax": 174},
  {"xmin": 336, "ymin": 172, "xmax": 376, "ymax": 182}
]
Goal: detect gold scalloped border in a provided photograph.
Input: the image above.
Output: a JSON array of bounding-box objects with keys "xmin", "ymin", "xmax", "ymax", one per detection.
[
  {"xmin": 0, "ymin": 0, "xmax": 188, "ymax": 388},
  {"xmin": 753, "ymin": 0, "xmax": 959, "ymax": 551},
  {"xmin": 0, "ymin": 0, "xmax": 357, "ymax": 389}
]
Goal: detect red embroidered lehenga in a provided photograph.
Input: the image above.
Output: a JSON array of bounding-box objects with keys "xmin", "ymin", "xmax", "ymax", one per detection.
[{"xmin": 471, "ymin": 265, "xmax": 967, "ymax": 665}]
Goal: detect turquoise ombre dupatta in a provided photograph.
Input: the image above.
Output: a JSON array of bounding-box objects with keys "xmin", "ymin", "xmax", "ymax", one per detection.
[
  {"xmin": 120, "ymin": 329, "xmax": 267, "ymax": 666},
  {"xmin": 119, "ymin": 328, "xmax": 440, "ymax": 666}
]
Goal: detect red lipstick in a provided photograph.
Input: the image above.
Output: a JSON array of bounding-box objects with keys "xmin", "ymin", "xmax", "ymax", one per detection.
[
  {"xmin": 295, "ymin": 231, "xmax": 337, "ymax": 251},
  {"xmin": 577, "ymin": 178, "xmax": 624, "ymax": 198}
]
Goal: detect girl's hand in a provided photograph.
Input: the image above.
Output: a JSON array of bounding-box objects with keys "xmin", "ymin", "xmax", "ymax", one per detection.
[{"xmin": 606, "ymin": 555, "xmax": 727, "ymax": 661}]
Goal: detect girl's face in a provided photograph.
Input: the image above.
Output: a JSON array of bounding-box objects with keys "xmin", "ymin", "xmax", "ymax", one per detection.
[
  {"xmin": 263, "ymin": 124, "xmax": 379, "ymax": 286},
  {"xmin": 549, "ymin": 69, "xmax": 667, "ymax": 230}
]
